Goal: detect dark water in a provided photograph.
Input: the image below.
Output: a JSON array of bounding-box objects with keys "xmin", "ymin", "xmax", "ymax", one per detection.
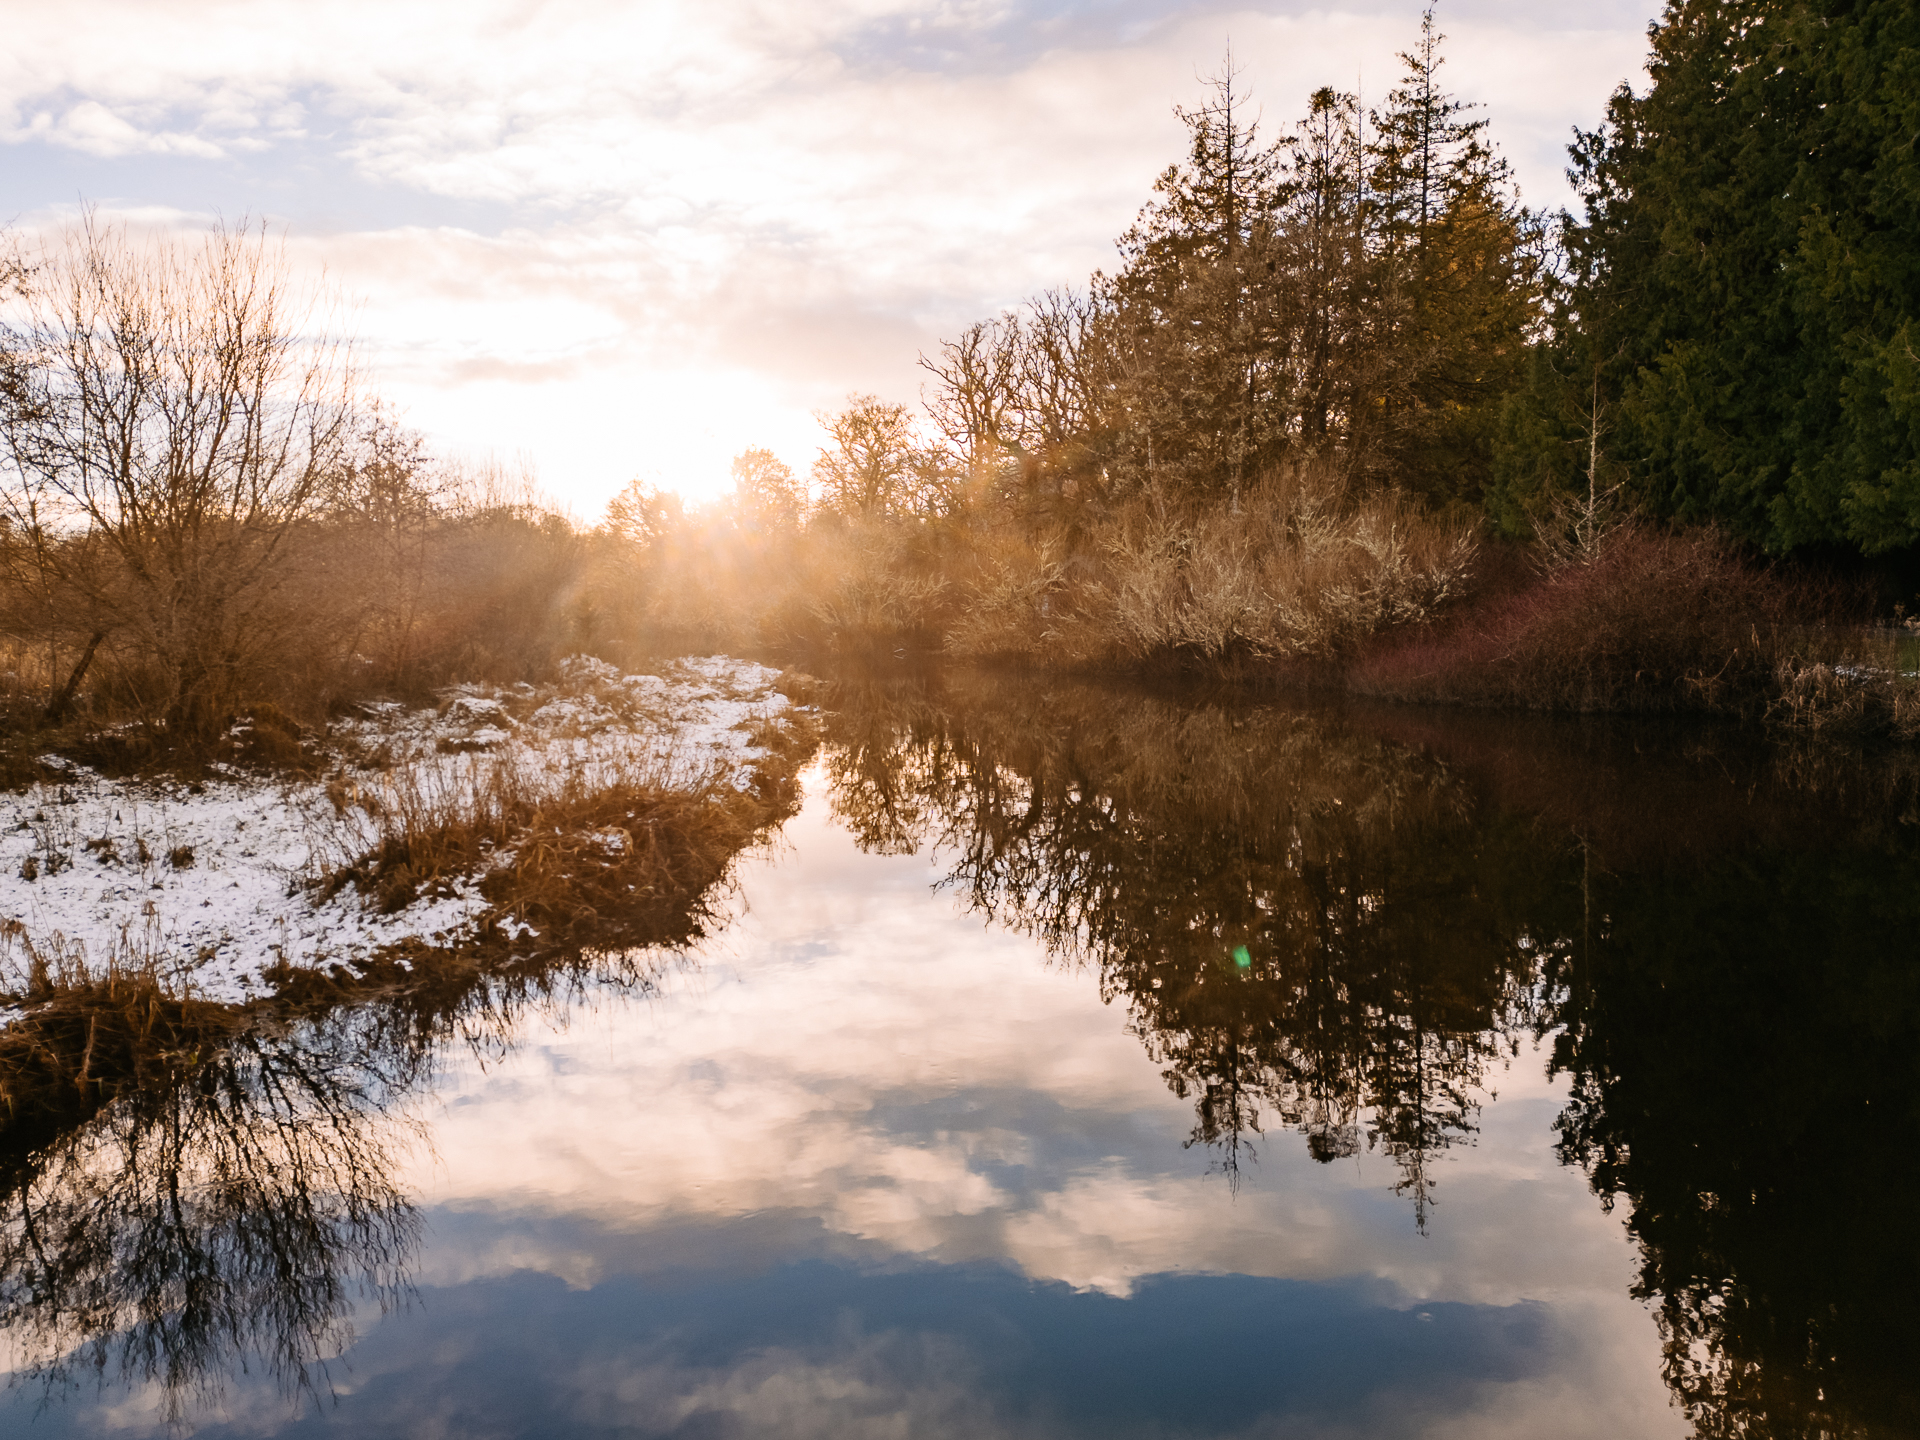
[{"xmin": 4, "ymin": 670, "xmax": 1918, "ymax": 1439}]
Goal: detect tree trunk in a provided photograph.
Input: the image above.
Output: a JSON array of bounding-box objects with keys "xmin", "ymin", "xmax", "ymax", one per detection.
[{"xmin": 42, "ymin": 631, "xmax": 106, "ymax": 726}]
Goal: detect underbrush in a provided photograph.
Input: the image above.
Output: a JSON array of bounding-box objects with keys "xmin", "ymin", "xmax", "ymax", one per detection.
[
  {"xmin": 1765, "ymin": 655, "xmax": 1920, "ymax": 742},
  {"xmin": 620, "ymin": 465, "xmax": 1478, "ymax": 672},
  {"xmin": 947, "ymin": 468, "xmax": 1477, "ymax": 666},
  {"xmin": 602, "ymin": 476, "xmax": 1919, "ymax": 739},
  {"xmin": 0, "ymin": 492, "xmax": 598, "ymax": 766},
  {"xmin": 1349, "ymin": 524, "xmax": 1795, "ymax": 712},
  {"xmin": 1344, "ymin": 521, "xmax": 1919, "ymax": 735}
]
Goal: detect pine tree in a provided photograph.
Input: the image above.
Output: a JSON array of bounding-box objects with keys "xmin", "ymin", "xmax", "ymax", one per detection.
[
  {"xmin": 1274, "ymin": 87, "xmax": 1372, "ymax": 465},
  {"xmin": 1503, "ymin": 0, "xmax": 1920, "ymax": 555},
  {"xmin": 1109, "ymin": 53, "xmax": 1292, "ymax": 503},
  {"xmin": 1366, "ymin": 7, "xmax": 1544, "ymax": 506}
]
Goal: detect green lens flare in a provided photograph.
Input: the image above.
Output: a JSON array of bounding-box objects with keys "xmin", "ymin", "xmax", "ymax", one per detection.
[{"xmin": 1232, "ymin": 945, "xmax": 1251, "ymax": 970}]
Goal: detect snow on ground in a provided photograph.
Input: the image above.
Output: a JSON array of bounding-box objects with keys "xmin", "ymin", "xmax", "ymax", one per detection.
[{"xmin": 0, "ymin": 657, "xmax": 799, "ymax": 1010}]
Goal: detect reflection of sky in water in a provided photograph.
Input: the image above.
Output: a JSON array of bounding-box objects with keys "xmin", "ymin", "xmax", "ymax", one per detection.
[{"xmin": 3, "ymin": 766, "xmax": 1680, "ymax": 1437}]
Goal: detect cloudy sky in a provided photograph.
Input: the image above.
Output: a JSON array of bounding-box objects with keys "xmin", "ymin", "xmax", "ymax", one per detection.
[{"xmin": 3, "ymin": 1, "xmax": 1659, "ymax": 517}]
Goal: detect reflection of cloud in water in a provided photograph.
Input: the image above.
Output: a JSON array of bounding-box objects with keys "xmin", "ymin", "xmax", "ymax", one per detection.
[
  {"xmin": 397, "ymin": 775, "xmax": 1677, "ymax": 1436},
  {"xmin": 37, "ymin": 1241, "xmax": 1669, "ymax": 1440}
]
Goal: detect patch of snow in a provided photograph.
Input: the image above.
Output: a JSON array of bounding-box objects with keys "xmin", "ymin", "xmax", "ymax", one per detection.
[{"xmin": 0, "ymin": 656, "xmax": 798, "ymax": 1010}]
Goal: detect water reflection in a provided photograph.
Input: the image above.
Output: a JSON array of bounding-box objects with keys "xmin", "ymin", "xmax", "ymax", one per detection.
[
  {"xmin": 0, "ymin": 948, "xmax": 691, "ymax": 1421},
  {"xmin": 0, "ymin": 1005, "xmax": 419, "ymax": 1419},
  {"xmin": 2, "ymin": 668, "xmax": 1917, "ymax": 1438},
  {"xmin": 821, "ymin": 673, "xmax": 1540, "ymax": 1216},
  {"xmin": 1548, "ymin": 840, "xmax": 1920, "ymax": 1440},
  {"xmin": 817, "ymin": 667, "xmax": 1920, "ymax": 1438}
]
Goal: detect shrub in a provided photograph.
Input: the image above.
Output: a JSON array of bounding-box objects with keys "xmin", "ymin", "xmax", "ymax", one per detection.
[
  {"xmin": 1349, "ymin": 522, "xmax": 1813, "ymax": 713},
  {"xmin": 947, "ymin": 465, "xmax": 1478, "ymax": 667}
]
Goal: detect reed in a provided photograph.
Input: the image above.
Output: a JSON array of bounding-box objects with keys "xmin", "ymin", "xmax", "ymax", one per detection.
[{"xmin": 947, "ymin": 467, "xmax": 1478, "ymax": 666}]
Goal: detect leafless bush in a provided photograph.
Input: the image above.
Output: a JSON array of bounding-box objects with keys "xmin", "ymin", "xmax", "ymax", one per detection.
[
  {"xmin": 1351, "ymin": 522, "xmax": 1826, "ymax": 714},
  {"xmin": 947, "ymin": 464, "xmax": 1477, "ymax": 665},
  {"xmin": 0, "ymin": 216, "xmax": 356, "ymax": 741}
]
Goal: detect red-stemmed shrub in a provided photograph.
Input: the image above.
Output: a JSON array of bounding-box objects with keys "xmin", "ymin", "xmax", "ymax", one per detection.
[{"xmin": 1350, "ymin": 523, "xmax": 1810, "ymax": 713}]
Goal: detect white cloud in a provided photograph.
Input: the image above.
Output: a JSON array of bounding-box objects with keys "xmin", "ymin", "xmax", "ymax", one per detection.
[{"xmin": 2, "ymin": 0, "xmax": 1661, "ymax": 512}]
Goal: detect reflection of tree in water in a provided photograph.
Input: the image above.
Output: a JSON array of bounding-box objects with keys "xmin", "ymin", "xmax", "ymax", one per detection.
[
  {"xmin": 0, "ymin": 947, "xmax": 691, "ymax": 1422},
  {"xmin": 1545, "ymin": 836, "xmax": 1920, "ymax": 1440},
  {"xmin": 0, "ymin": 1004, "xmax": 420, "ymax": 1420},
  {"xmin": 8, "ymin": 669, "xmax": 1912, "ymax": 1439},
  {"xmin": 821, "ymin": 668, "xmax": 1920, "ymax": 1437},
  {"xmin": 818, "ymin": 670, "xmax": 1543, "ymax": 1218}
]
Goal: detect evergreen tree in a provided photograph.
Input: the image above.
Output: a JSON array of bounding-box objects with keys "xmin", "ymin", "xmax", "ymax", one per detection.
[
  {"xmin": 1274, "ymin": 87, "xmax": 1373, "ymax": 466},
  {"xmin": 1366, "ymin": 8, "xmax": 1545, "ymax": 506},
  {"xmin": 1108, "ymin": 54, "xmax": 1292, "ymax": 502},
  {"xmin": 1500, "ymin": 0, "xmax": 1920, "ymax": 554}
]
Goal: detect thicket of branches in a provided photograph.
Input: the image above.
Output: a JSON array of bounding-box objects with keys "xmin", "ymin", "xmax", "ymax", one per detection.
[
  {"xmin": 0, "ymin": 220, "xmax": 598, "ymax": 752},
  {"xmin": 597, "ymin": 16, "xmax": 1536, "ymax": 668}
]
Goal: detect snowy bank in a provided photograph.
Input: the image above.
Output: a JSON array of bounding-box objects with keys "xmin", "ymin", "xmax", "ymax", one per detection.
[{"xmin": 0, "ymin": 657, "xmax": 804, "ymax": 1011}]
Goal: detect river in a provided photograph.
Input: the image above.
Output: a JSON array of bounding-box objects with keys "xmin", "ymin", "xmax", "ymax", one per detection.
[{"xmin": 3, "ymin": 667, "xmax": 1914, "ymax": 1438}]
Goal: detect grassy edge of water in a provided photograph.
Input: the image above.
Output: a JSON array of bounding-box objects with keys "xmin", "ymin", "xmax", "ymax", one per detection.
[{"xmin": 0, "ymin": 696, "xmax": 821, "ymax": 1143}]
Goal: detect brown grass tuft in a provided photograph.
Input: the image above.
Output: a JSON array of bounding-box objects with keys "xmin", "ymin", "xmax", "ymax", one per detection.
[{"xmin": 946, "ymin": 465, "xmax": 1478, "ymax": 667}]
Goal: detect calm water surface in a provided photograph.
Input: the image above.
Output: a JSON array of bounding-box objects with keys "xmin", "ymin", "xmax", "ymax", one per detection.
[{"xmin": 4, "ymin": 671, "xmax": 1916, "ymax": 1438}]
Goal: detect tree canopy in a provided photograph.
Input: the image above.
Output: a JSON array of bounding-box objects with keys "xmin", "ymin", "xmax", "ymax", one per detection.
[
  {"xmin": 921, "ymin": 12, "xmax": 1542, "ymax": 516},
  {"xmin": 1495, "ymin": 0, "xmax": 1920, "ymax": 555}
]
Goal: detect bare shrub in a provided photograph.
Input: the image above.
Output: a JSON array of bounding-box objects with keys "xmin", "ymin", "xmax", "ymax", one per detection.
[
  {"xmin": 1351, "ymin": 522, "xmax": 1810, "ymax": 713},
  {"xmin": 947, "ymin": 464, "xmax": 1477, "ymax": 666}
]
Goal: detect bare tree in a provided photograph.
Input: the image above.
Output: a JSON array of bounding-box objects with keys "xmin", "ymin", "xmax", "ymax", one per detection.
[
  {"xmin": 0, "ymin": 214, "xmax": 357, "ymax": 738},
  {"xmin": 728, "ymin": 446, "xmax": 807, "ymax": 531},
  {"xmin": 919, "ymin": 318, "xmax": 1020, "ymax": 481},
  {"xmin": 811, "ymin": 395, "xmax": 932, "ymax": 519},
  {"xmin": 603, "ymin": 478, "xmax": 684, "ymax": 549}
]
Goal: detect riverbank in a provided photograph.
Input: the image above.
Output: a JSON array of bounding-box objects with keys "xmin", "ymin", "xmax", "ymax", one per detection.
[
  {"xmin": 0, "ymin": 656, "xmax": 815, "ymax": 1019},
  {"xmin": 619, "ymin": 490, "xmax": 1920, "ymax": 740}
]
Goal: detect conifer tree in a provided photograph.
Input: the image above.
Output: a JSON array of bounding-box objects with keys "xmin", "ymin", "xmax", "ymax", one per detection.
[
  {"xmin": 1109, "ymin": 54, "xmax": 1292, "ymax": 503},
  {"xmin": 1366, "ymin": 8, "xmax": 1544, "ymax": 506},
  {"xmin": 1276, "ymin": 87, "xmax": 1373, "ymax": 466},
  {"xmin": 919, "ymin": 13, "xmax": 1543, "ymax": 516},
  {"xmin": 1498, "ymin": 0, "xmax": 1920, "ymax": 554}
]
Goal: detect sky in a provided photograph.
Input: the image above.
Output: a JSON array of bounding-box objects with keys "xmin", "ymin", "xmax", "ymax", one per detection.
[{"xmin": 1, "ymin": 1, "xmax": 1661, "ymax": 519}]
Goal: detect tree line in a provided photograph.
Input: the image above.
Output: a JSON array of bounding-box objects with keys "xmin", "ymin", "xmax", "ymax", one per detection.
[
  {"xmin": 5, "ymin": 1, "xmax": 1915, "ymax": 749},
  {"xmin": 801, "ymin": 1, "xmax": 1917, "ymax": 566}
]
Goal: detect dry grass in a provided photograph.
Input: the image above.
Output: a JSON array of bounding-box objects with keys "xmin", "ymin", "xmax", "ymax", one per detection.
[
  {"xmin": 1766, "ymin": 653, "xmax": 1920, "ymax": 742},
  {"xmin": 948, "ymin": 467, "xmax": 1477, "ymax": 666},
  {"xmin": 314, "ymin": 753, "xmax": 785, "ymax": 953},
  {"xmin": 605, "ymin": 512, "xmax": 984, "ymax": 660},
  {"xmin": 0, "ymin": 973, "xmax": 237, "ymax": 1137},
  {"xmin": 303, "ymin": 661, "xmax": 817, "ymax": 963}
]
